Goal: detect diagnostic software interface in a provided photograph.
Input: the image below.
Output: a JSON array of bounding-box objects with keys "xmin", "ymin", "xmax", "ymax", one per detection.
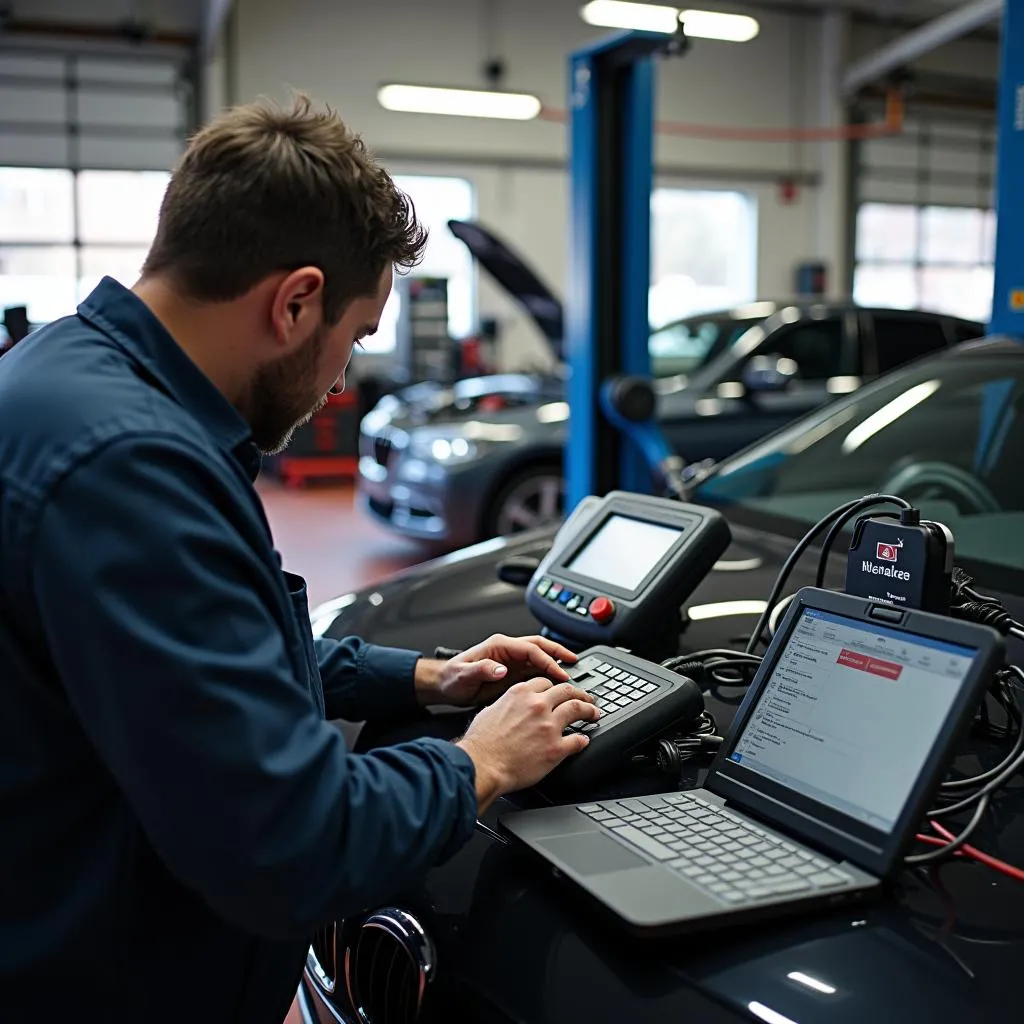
[
  {"xmin": 566, "ymin": 515, "xmax": 682, "ymax": 592},
  {"xmin": 729, "ymin": 608, "xmax": 977, "ymax": 831}
]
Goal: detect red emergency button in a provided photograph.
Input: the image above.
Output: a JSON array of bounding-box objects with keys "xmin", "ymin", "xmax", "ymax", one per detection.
[{"xmin": 589, "ymin": 597, "xmax": 616, "ymax": 624}]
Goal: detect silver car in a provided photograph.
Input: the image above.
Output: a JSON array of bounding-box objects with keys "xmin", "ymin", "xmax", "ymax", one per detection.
[{"xmin": 358, "ymin": 221, "xmax": 981, "ymax": 549}]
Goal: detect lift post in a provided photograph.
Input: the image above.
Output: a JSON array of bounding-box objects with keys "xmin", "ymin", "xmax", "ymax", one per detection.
[
  {"xmin": 990, "ymin": 0, "xmax": 1024, "ymax": 339},
  {"xmin": 565, "ymin": 31, "xmax": 671, "ymax": 509}
]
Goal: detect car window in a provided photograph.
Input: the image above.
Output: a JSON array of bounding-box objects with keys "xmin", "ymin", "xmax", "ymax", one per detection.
[
  {"xmin": 872, "ymin": 314, "xmax": 949, "ymax": 374},
  {"xmin": 649, "ymin": 315, "xmax": 764, "ymax": 378},
  {"xmin": 694, "ymin": 350, "xmax": 1024, "ymax": 577},
  {"xmin": 757, "ymin": 318, "xmax": 849, "ymax": 380}
]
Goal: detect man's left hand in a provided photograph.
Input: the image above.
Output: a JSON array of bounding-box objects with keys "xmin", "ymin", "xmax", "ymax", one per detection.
[{"xmin": 415, "ymin": 634, "xmax": 578, "ymax": 708}]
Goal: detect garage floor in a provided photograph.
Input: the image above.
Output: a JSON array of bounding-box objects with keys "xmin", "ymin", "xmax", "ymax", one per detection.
[
  {"xmin": 258, "ymin": 478, "xmax": 427, "ymax": 1024},
  {"xmin": 257, "ymin": 478, "xmax": 426, "ymax": 608}
]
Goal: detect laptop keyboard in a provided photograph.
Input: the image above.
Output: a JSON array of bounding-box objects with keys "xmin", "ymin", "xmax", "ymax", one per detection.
[
  {"xmin": 577, "ymin": 793, "xmax": 854, "ymax": 905},
  {"xmin": 564, "ymin": 660, "xmax": 660, "ymax": 733}
]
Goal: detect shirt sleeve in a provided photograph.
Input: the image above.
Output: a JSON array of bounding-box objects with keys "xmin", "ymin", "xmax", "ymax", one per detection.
[
  {"xmin": 29, "ymin": 433, "xmax": 478, "ymax": 941},
  {"xmin": 314, "ymin": 636, "xmax": 422, "ymax": 721}
]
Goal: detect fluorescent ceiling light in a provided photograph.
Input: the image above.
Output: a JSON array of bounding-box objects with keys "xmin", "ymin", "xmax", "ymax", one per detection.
[
  {"xmin": 581, "ymin": 1, "xmax": 759, "ymax": 42},
  {"xmin": 680, "ymin": 8, "xmax": 760, "ymax": 41},
  {"xmin": 377, "ymin": 84, "xmax": 541, "ymax": 120},
  {"xmin": 582, "ymin": 0, "xmax": 679, "ymax": 31}
]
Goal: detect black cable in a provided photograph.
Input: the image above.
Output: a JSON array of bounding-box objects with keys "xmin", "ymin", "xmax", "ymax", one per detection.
[
  {"xmin": 927, "ymin": 667, "xmax": 1024, "ymax": 818},
  {"xmin": 905, "ymin": 794, "xmax": 991, "ymax": 865},
  {"xmin": 814, "ymin": 509, "xmax": 900, "ymax": 589},
  {"xmin": 662, "ymin": 648, "xmax": 762, "ymax": 690},
  {"xmin": 940, "ymin": 674, "xmax": 1023, "ymax": 792},
  {"xmin": 745, "ymin": 493, "xmax": 913, "ymax": 654},
  {"xmin": 949, "ymin": 568, "xmax": 1024, "ymax": 638}
]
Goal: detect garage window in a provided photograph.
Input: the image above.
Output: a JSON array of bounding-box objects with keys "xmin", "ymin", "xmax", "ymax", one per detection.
[
  {"xmin": 853, "ymin": 202, "xmax": 994, "ymax": 322},
  {"xmin": 370, "ymin": 175, "xmax": 475, "ymax": 356},
  {"xmin": 0, "ymin": 166, "xmax": 170, "ymax": 324},
  {"xmin": 650, "ymin": 188, "xmax": 757, "ymax": 325}
]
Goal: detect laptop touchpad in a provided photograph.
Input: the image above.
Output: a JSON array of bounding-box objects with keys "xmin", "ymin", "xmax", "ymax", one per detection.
[{"xmin": 537, "ymin": 833, "xmax": 650, "ymax": 875}]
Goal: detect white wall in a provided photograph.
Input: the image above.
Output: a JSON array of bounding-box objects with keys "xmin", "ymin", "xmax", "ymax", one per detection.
[{"xmin": 222, "ymin": 0, "xmax": 837, "ymax": 367}]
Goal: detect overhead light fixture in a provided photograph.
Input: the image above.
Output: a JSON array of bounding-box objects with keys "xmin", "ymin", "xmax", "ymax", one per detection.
[
  {"xmin": 377, "ymin": 84, "xmax": 541, "ymax": 120},
  {"xmin": 580, "ymin": 1, "xmax": 760, "ymax": 42}
]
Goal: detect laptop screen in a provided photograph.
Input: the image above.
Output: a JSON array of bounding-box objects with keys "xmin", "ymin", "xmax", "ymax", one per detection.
[{"xmin": 727, "ymin": 607, "xmax": 978, "ymax": 832}]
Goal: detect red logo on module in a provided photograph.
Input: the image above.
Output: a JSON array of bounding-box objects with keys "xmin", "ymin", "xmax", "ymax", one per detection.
[{"xmin": 876, "ymin": 542, "xmax": 900, "ymax": 562}]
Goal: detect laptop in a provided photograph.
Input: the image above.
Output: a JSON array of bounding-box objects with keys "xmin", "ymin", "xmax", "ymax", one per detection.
[{"xmin": 499, "ymin": 587, "xmax": 1003, "ymax": 937}]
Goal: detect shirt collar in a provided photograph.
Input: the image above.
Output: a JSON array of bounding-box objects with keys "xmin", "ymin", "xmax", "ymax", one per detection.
[{"xmin": 77, "ymin": 277, "xmax": 262, "ymax": 479}]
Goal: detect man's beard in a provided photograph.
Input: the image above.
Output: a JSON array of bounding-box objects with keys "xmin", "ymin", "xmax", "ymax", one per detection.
[{"xmin": 247, "ymin": 325, "xmax": 330, "ymax": 455}]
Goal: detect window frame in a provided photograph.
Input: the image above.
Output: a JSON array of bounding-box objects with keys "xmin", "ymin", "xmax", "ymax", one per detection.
[{"xmin": 851, "ymin": 201, "xmax": 994, "ymax": 322}]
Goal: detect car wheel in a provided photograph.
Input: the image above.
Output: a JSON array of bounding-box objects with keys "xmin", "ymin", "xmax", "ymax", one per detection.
[{"xmin": 487, "ymin": 464, "xmax": 565, "ymax": 538}]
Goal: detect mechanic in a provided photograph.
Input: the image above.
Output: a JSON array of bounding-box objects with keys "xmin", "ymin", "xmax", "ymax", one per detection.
[{"xmin": 0, "ymin": 95, "xmax": 598, "ymax": 1023}]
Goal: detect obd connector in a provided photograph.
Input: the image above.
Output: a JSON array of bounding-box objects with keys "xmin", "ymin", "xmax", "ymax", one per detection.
[{"xmin": 844, "ymin": 509, "xmax": 953, "ymax": 614}]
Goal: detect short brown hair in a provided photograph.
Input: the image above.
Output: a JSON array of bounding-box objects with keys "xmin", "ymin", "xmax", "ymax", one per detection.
[{"xmin": 143, "ymin": 94, "xmax": 427, "ymax": 322}]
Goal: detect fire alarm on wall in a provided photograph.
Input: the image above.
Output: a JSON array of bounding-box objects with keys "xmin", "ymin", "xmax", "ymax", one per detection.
[{"xmin": 778, "ymin": 177, "xmax": 798, "ymax": 204}]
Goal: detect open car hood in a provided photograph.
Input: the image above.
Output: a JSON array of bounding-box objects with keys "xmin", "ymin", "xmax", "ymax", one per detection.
[{"xmin": 448, "ymin": 219, "xmax": 564, "ymax": 360}]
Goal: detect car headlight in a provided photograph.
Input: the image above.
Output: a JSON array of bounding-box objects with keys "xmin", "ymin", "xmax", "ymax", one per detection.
[{"xmin": 408, "ymin": 432, "xmax": 487, "ymax": 464}]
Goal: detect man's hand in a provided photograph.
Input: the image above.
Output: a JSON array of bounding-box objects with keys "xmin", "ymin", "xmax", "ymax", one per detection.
[
  {"xmin": 415, "ymin": 634, "xmax": 577, "ymax": 708},
  {"xmin": 455, "ymin": 678, "xmax": 600, "ymax": 812}
]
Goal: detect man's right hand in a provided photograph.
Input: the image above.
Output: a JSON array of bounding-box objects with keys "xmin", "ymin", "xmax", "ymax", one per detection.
[{"xmin": 455, "ymin": 677, "xmax": 600, "ymax": 812}]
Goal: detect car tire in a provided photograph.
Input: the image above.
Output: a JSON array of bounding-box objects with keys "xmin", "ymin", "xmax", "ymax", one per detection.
[{"xmin": 484, "ymin": 462, "xmax": 565, "ymax": 538}]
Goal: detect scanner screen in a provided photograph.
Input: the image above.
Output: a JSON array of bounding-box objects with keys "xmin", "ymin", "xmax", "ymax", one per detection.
[
  {"xmin": 728, "ymin": 607, "xmax": 977, "ymax": 831},
  {"xmin": 566, "ymin": 515, "xmax": 682, "ymax": 592}
]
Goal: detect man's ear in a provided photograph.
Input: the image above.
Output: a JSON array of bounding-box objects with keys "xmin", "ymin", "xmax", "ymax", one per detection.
[{"xmin": 269, "ymin": 267, "xmax": 325, "ymax": 350}]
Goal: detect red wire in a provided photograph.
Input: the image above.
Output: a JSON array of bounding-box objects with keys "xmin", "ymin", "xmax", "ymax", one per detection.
[{"xmin": 914, "ymin": 822, "xmax": 1024, "ymax": 882}]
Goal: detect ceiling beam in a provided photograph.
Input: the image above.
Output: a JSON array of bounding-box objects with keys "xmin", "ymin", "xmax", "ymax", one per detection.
[{"xmin": 842, "ymin": 0, "xmax": 1003, "ymax": 97}]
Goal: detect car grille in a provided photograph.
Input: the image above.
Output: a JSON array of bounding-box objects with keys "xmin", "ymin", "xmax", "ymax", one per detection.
[
  {"xmin": 308, "ymin": 923, "xmax": 338, "ymax": 993},
  {"xmin": 344, "ymin": 908, "xmax": 434, "ymax": 1024}
]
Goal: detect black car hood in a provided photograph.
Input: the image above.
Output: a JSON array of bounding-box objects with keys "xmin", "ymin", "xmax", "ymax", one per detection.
[
  {"xmin": 316, "ymin": 521, "xmax": 803, "ymax": 657},
  {"xmin": 448, "ymin": 219, "xmax": 564, "ymax": 360}
]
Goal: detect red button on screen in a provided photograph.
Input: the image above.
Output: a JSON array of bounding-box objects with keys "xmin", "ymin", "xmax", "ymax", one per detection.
[{"xmin": 589, "ymin": 597, "xmax": 615, "ymax": 624}]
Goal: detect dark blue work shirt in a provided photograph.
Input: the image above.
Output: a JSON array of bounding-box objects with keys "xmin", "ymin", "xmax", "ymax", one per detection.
[{"xmin": 0, "ymin": 278, "xmax": 477, "ymax": 1022}]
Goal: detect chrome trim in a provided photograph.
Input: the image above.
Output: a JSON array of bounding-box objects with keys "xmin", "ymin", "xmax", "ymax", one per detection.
[
  {"xmin": 343, "ymin": 907, "xmax": 436, "ymax": 1024},
  {"xmin": 307, "ymin": 923, "xmax": 338, "ymax": 994},
  {"xmin": 299, "ymin": 975, "xmax": 360, "ymax": 1024}
]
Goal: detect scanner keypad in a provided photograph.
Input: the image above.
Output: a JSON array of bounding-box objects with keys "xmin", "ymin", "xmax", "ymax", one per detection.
[
  {"xmin": 576, "ymin": 793, "xmax": 853, "ymax": 905},
  {"xmin": 563, "ymin": 660, "xmax": 661, "ymax": 734}
]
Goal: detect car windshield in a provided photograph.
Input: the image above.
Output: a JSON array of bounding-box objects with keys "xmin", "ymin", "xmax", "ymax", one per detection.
[
  {"xmin": 692, "ymin": 346, "xmax": 1024, "ymax": 582},
  {"xmin": 649, "ymin": 314, "xmax": 765, "ymax": 377}
]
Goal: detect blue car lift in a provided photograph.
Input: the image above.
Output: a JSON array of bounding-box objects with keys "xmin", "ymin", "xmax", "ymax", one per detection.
[
  {"xmin": 991, "ymin": 0, "xmax": 1024, "ymax": 340},
  {"xmin": 565, "ymin": 29, "xmax": 686, "ymax": 509}
]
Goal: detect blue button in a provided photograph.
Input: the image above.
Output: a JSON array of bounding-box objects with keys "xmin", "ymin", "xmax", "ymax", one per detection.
[{"xmin": 558, "ymin": 589, "xmax": 573, "ymax": 605}]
